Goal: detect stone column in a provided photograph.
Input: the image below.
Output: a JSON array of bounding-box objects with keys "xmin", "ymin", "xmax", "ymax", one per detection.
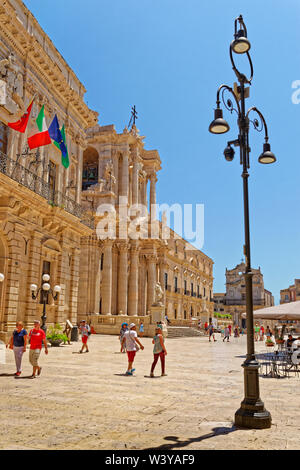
[
  {"xmin": 139, "ymin": 255, "xmax": 146, "ymax": 316},
  {"xmin": 55, "ymin": 236, "xmax": 69, "ymax": 323},
  {"xmin": 132, "ymin": 150, "xmax": 140, "ymax": 205},
  {"xmin": 117, "ymin": 243, "xmax": 128, "ymax": 315},
  {"xmin": 102, "ymin": 240, "xmax": 113, "ymax": 315},
  {"xmin": 112, "ymin": 151, "xmax": 119, "ymax": 198},
  {"xmin": 76, "ymin": 144, "xmax": 84, "ymax": 204},
  {"xmin": 112, "ymin": 244, "xmax": 118, "ymax": 315},
  {"xmin": 77, "ymin": 238, "xmax": 90, "ymax": 317},
  {"xmin": 87, "ymin": 237, "xmax": 101, "ymax": 314},
  {"xmin": 146, "ymin": 254, "xmax": 157, "ymax": 311},
  {"xmin": 69, "ymin": 247, "xmax": 81, "ymax": 324},
  {"xmin": 149, "ymin": 173, "xmax": 157, "ymax": 221},
  {"xmin": 128, "ymin": 242, "xmax": 139, "ymax": 316},
  {"xmin": 24, "ymin": 232, "xmax": 43, "ymax": 327},
  {"xmin": 2, "ymin": 228, "xmax": 22, "ymax": 332},
  {"xmin": 121, "ymin": 151, "xmax": 129, "ymax": 200},
  {"xmin": 159, "ymin": 260, "xmax": 167, "ymax": 307},
  {"xmin": 143, "ymin": 176, "xmax": 148, "ymax": 207}
]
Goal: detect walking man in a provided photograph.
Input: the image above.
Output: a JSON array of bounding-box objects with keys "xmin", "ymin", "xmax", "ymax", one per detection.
[
  {"xmin": 223, "ymin": 326, "xmax": 230, "ymax": 342},
  {"xmin": 208, "ymin": 322, "xmax": 217, "ymax": 342},
  {"xmin": 28, "ymin": 320, "xmax": 48, "ymax": 378},
  {"xmin": 122, "ymin": 323, "xmax": 144, "ymax": 376}
]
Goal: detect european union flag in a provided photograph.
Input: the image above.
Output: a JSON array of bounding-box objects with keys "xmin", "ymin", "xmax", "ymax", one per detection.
[{"xmin": 48, "ymin": 115, "xmax": 68, "ymax": 157}]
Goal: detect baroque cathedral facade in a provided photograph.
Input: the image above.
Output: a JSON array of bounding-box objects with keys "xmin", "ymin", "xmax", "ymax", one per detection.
[{"xmin": 0, "ymin": 0, "xmax": 213, "ymax": 339}]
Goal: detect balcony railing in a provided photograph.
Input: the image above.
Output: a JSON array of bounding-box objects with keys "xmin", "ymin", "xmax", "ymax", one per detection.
[{"xmin": 0, "ymin": 152, "xmax": 94, "ymax": 229}]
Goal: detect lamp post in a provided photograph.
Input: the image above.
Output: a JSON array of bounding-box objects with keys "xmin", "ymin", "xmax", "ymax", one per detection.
[
  {"xmin": 31, "ymin": 273, "xmax": 62, "ymax": 334},
  {"xmin": 209, "ymin": 15, "xmax": 275, "ymax": 429}
]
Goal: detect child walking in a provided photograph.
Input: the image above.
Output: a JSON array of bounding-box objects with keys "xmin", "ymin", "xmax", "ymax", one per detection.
[{"xmin": 79, "ymin": 320, "xmax": 90, "ymax": 353}]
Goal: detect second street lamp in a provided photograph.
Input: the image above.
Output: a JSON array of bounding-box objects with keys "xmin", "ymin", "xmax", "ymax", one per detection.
[
  {"xmin": 209, "ymin": 14, "xmax": 275, "ymax": 429},
  {"xmin": 31, "ymin": 275, "xmax": 61, "ymax": 334}
]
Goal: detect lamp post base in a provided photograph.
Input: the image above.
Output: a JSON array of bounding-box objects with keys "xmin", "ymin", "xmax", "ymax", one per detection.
[
  {"xmin": 235, "ymin": 401, "xmax": 271, "ymax": 429},
  {"xmin": 234, "ymin": 361, "xmax": 272, "ymax": 429}
]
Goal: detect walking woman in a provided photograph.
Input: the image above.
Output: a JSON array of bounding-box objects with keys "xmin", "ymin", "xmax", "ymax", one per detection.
[
  {"xmin": 150, "ymin": 327, "xmax": 167, "ymax": 377},
  {"xmin": 7, "ymin": 321, "xmax": 28, "ymax": 376},
  {"xmin": 139, "ymin": 321, "xmax": 144, "ymax": 338}
]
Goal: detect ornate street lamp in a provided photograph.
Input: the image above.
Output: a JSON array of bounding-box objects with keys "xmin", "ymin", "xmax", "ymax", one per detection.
[
  {"xmin": 31, "ymin": 274, "xmax": 61, "ymax": 334},
  {"xmin": 209, "ymin": 15, "xmax": 275, "ymax": 429}
]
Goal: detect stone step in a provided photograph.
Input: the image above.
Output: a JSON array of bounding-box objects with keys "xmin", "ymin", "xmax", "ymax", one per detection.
[{"xmin": 167, "ymin": 326, "xmax": 205, "ymax": 338}]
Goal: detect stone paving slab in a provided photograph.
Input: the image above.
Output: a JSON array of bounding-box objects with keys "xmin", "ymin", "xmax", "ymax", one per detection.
[{"xmin": 0, "ymin": 334, "xmax": 299, "ymax": 450}]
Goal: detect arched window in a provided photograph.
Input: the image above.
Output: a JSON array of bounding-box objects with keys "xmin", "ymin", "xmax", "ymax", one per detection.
[{"xmin": 82, "ymin": 147, "xmax": 99, "ymax": 191}]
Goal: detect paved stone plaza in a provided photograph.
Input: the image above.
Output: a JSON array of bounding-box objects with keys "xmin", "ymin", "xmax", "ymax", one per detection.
[{"xmin": 0, "ymin": 334, "xmax": 299, "ymax": 450}]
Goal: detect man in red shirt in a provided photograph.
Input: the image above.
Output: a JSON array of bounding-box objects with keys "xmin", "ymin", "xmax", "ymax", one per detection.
[{"xmin": 29, "ymin": 320, "xmax": 48, "ymax": 378}]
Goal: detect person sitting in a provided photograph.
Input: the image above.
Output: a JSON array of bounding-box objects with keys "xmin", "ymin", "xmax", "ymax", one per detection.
[{"xmin": 286, "ymin": 334, "xmax": 297, "ymax": 349}]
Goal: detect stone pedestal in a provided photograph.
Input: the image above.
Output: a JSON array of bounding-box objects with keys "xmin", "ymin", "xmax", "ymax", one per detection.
[{"xmin": 150, "ymin": 304, "xmax": 167, "ymax": 337}]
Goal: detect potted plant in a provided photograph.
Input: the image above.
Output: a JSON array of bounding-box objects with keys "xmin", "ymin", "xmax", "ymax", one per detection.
[
  {"xmin": 275, "ymin": 324, "xmax": 286, "ymax": 344},
  {"xmin": 47, "ymin": 323, "xmax": 69, "ymax": 347},
  {"xmin": 265, "ymin": 338, "xmax": 275, "ymax": 347}
]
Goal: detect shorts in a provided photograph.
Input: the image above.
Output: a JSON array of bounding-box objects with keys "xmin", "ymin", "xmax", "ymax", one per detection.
[
  {"xmin": 82, "ymin": 335, "xmax": 88, "ymax": 344},
  {"xmin": 127, "ymin": 351, "xmax": 136, "ymax": 362},
  {"xmin": 29, "ymin": 349, "xmax": 41, "ymax": 367}
]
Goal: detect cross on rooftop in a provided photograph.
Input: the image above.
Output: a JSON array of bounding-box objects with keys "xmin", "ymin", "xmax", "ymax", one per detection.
[{"xmin": 128, "ymin": 105, "xmax": 138, "ymax": 129}]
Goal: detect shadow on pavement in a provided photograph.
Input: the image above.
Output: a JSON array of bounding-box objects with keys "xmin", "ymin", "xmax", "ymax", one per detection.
[{"xmin": 144, "ymin": 425, "xmax": 238, "ymax": 450}]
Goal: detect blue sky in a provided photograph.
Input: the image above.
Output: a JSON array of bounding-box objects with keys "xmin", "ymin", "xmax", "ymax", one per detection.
[{"xmin": 24, "ymin": 0, "xmax": 300, "ymax": 303}]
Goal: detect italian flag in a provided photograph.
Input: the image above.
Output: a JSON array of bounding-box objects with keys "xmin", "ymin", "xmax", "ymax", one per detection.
[{"xmin": 27, "ymin": 105, "xmax": 52, "ymax": 150}]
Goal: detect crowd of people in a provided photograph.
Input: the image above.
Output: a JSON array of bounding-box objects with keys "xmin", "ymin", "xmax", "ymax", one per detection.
[
  {"xmin": 119, "ymin": 321, "xmax": 167, "ymax": 377},
  {"xmin": 200, "ymin": 321, "xmax": 244, "ymax": 343},
  {"xmin": 6, "ymin": 320, "xmax": 48, "ymax": 378},
  {"xmin": 6, "ymin": 317, "xmax": 299, "ymax": 379},
  {"xmin": 5, "ymin": 318, "xmax": 168, "ymax": 379}
]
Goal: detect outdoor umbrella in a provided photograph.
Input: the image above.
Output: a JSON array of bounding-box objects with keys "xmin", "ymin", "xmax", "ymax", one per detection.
[{"xmin": 241, "ymin": 301, "xmax": 300, "ymax": 320}]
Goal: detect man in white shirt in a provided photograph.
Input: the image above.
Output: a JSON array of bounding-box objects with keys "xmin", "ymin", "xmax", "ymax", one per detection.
[{"xmin": 122, "ymin": 323, "xmax": 144, "ymax": 375}]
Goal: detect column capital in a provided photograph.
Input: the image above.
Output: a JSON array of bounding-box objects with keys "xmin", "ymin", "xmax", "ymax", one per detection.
[
  {"xmin": 130, "ymin": 241, "xmax": 140, "ymax": 254},
  {"xmin": 117, "ymin": 242, "xmax": 129, "ymax": 253},
  {"xmin": 145, "ymin": 254, "xmax": 157, "ymax": 263},
  {"xmin": 149, "ymin": 172, "xmax": 158, "ymax": 183},
  {"xmin": 103, "ymin": 240, "xmax": 114, "ymax": 250}
]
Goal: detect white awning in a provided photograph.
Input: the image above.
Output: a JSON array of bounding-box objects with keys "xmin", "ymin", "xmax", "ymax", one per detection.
[{"xmin": 241, "ymin": 301, "xmax": 300, "ymax": 320}]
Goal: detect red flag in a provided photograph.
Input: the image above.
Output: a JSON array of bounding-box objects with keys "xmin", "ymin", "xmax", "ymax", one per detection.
[{"xmin": 8, "ymin": 98, "xmax": 34, "ymax": 133}]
